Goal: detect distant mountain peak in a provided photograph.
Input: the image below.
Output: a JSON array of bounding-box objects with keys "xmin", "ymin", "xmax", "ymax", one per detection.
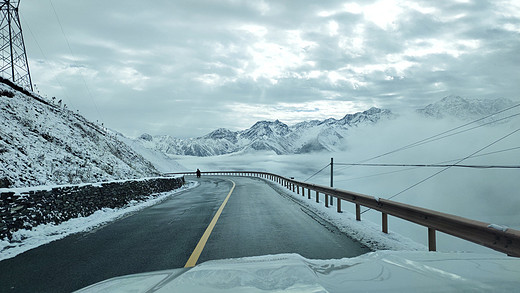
[
  {"xmin": 417, "ymin": 96, "xmax": 515, "ymax": 120},
  {"xmin": 134, "ymin": 106, "xmax": 393, "ymax": 157},
  {"xmin": 203, "ymin": 128, "xmax": 236, "ymax": 139},
  {"xmin": 241, "ymin": 119, "xmax": 291, "ymax": 139}
]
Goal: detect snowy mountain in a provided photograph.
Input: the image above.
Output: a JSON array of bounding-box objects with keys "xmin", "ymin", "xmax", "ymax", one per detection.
[
  {"xmin": 135, "ymin": 107, "xmax": 395, "ymax": 157},
  {"xmin": 132, "ymin": 96, "xmax": 518, "ymax": 158},
  {"xmin": 0, "ymin": 80, "xmax": 161, "ymax": 188},
  {"xmin": 116, "ymin": 132, "xmax": 186, "ymax": 173},
  {"xmin": 417, "ymin": 96, "xmax": 515, "ymax": 120}
]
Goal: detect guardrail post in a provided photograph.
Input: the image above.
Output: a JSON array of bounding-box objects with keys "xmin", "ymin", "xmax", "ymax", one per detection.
[
  {"xmin": 382, "ymin": 213, "xmax": 388, "ymax": 234},
  {"xmin": 316, "ymin": 191, "xmax": 319, "ymax": 203},
  {"xmin": 428, "ymin": 228, "xmax": 436, "ymax": 251},
  {"xmin": 356, "ymin": 204, "xmax": 361, "ymax": 221},
  {"xmin": 330, "ymin": 195, "xmax": 333, "ymax": 206},
  {"xmin": 337, "ymin": 198, "xmax": 342, "ymax": 213},
  {"xmin": 297, "ymin": 185, "xmax": 300, "ymax": 195},
  {"xmin": 308, "ymin": 188, "xmax": 311, "ymax": 199},
  {"xmin": 325, "ymin": 194, "xmax": 329, "ymax": 207},
  {"xmin": 292, "ymin": 184, "xmax": 295, "ymax": 192}
]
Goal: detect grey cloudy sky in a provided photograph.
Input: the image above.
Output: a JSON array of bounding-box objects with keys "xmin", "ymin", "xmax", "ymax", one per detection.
[{"xmin": 20, "ymin": 0, "xmax": 520, "ymax": 138}]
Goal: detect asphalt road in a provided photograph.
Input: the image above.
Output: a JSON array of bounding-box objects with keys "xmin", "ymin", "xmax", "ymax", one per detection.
[{"xmin": 0, "ymin": 176, "xmax": 370, "ymax": 292}]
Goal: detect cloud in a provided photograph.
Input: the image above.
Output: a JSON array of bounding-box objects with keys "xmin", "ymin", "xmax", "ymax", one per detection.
[
  {"xmin": 179, "ymin": 113, "xmax": 520, "ymax": 252},
  {"xmin": 19, "ymin": 0, "xmax": 520, "ymax": 138}
]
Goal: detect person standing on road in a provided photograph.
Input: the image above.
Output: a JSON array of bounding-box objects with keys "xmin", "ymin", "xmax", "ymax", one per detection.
[{"xmin": 196, "ymin": 169, "xmax": 201, "ymax": 178}]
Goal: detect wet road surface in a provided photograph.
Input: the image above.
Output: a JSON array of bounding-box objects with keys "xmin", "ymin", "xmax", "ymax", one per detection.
[{"xmin": 0, "ymin": 176, "xmax": 370, "ymax": 292}]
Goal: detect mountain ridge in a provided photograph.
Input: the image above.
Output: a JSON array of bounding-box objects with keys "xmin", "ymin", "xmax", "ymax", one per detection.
[
  {"xmin": 136, "ymin": 97, "xmax": 517, "ymax": 157},
  {"xmin": 137, "ymin": 107, "xmax": 395, "ymax": 157},
  {"xmin": 417, "ymin": 95, "xmax": 515, "ymax": 120}
]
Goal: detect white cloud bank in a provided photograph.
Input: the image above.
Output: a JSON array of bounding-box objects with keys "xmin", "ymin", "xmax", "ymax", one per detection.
[
  {"xmin": 178, "ymin": 113, "xmax": 520, "ymax": 254},
  {"xmin": 20, "ymin": 0, "xmax": 520, "ymax": 138}
]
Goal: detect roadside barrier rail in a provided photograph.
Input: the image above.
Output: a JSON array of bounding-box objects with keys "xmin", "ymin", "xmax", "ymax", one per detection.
[{"xmin": 166, "ymin": 171, "xmax": 520, "ymax": 257}]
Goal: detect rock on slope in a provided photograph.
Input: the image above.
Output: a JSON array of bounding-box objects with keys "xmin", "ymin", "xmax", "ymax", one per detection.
[{"xmin": 0, "ymin": 81, "xmax": 160, "ymax": 188}]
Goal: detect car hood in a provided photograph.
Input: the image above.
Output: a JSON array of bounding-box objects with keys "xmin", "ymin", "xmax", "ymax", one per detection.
[{"xmin": 75, "ymin": 251, "xmax": 520, "ymax": 293}]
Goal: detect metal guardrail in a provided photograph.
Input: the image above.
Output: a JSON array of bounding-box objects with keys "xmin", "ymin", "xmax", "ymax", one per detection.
[{"xmin": 166, "ymin": 171, "xmax": 520, "ymax": 257}]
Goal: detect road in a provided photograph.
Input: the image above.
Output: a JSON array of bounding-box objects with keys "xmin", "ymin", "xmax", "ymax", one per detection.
[{"xmin": 0, "ymin": 176, "xmax": 370, "ymax": 292}]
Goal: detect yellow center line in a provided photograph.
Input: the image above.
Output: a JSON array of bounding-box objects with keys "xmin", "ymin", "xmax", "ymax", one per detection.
[{"xmin": 184, "ymin": 179, "xmax": 236, "ymax": 268}]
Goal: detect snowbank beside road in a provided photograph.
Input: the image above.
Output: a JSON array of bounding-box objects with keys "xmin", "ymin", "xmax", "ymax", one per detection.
[
  {"xmin": 265, "ymin": 178, "xmax": 426, "ymax": 252},
  {"xmin": 0, "ymin": 181, "xmax": 197, "ymax": 261}
]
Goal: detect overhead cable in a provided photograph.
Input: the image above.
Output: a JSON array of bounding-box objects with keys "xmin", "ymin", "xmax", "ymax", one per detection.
[
  {"xmin": 361, "ymin": 127, "xmax": 520, "ymax": 214},
  {"xmin": 335, "ymin": 163, "xmax": 520, "ymax": 169},
  {"xmin": 48, "ymin": 0, "xmax": 104, "ymax": 123},
  {"xmin": 304, "ymin": 163, "xmax": 330, "ymax": 182},
  {"xmin": 335, "ymin": 146, "xmax": 520, "ymax": 183},
  {"xmin": 21, "ymin": 16, "xmax": 73, "ymax": 105},
  {"xmin": 356, "ymin": 104, "xmax": 520, "ymax": 164}
]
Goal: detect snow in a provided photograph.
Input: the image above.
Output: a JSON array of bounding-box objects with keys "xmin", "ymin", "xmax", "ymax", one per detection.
[
  {"xmin": 0, "ymin": 181, "xmax": 198, "ymax": 261},
  {"xmin": 115, "ymin": 131, "xmax": 186, "ymax": 173},
  {"xmin": 0, "ymin": 83, "xmax": 161, "ymax": 188},
  {"xmin": 266, "ymin": 177, "xmax": 425, "ymax": 252},
  {"xmin": 488, "ymin": 224, "xmax": 509, "ymax": 232},
  {"xmin": 3, "ymin": 83, "xmax": 520, "ymax": 290},
  {"xmin": 176, "ymin": 108, "xmax": 520, "ymax": 254},
  {"xmin": 417, "ymin": 96, "xmax": 516, "ymax": 121},
  {"xmin": 76, "ymin": 252, "xmax": 520, "ymax": 292},
  {"xmin": 129, "ymin": 108, "xmax": 393, "ymax": 157},
  {"xmin": 70, "ymin": 175, "xmax": 520, "ymax": 292}
]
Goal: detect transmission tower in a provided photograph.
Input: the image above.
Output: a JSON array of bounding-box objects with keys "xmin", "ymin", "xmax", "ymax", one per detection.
[{"xmin": 0, "ymin": 0, "xmax": 32, "ymax": 91}]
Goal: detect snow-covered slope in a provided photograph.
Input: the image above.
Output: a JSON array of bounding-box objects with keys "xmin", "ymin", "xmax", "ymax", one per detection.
[
  {"xmin": 0, "ymin": 82, "xmax": 160, "ymax": 188},
  {"xmin": 116, "ymin": 132, "xmax": 186, "ymax": 173},
  {"xmin": 417, "ymin": 95, "xmax": 515, "ymax": 120},
  {"xmin": 136, "ymin": 107, "xmax": 394, "ymax": 157}
]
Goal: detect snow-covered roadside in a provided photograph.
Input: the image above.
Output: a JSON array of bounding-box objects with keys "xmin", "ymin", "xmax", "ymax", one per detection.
[
  {"xmin": 0, "ymin": 181, "xmax": 198, "ymax": 261},
  {"xmin": 263, "ymin": 178, "xmax": 426, "ymax": 252}
]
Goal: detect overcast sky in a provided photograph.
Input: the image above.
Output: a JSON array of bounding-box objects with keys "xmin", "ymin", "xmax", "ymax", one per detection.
[{"xmin": 20, "ymin": 0, "xmax": 520, "ymax": 138}]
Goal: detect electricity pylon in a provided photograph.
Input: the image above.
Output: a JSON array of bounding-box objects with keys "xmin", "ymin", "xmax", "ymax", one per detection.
[{"xmin": 0, "ymin": 0, "xmax": 33, "ymax": 91}]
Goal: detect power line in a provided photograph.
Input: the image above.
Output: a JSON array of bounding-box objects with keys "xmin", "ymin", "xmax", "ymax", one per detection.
[
  {"xmin": 333, "ymin": 113, "xmax": 520, "ymax": 180},
  {"xmin": 391, "ymin": 112, "xmax": 520, "ymax": 152},
  {"xmin": 48, "ymin": 0, "xmax": 104, "ymax": 123},
  {"xmin": 335, "ymin": 163, "xmax": 520, "ymax": 169},
  {"xmin": 355, "ymin": 103, "xmax": 520, "ymax": 164},
  {"xmin": 304, "ymin": 163, "xmax": 330, "ymax": 182},
  {"xmin": 20, "ymin": 15, "xmax": 73, "ymax": 106},
  {"xmin": 334, "ymin": 146, "xmax": 520, "ymax": 183},
  {"xmin": 360, "ymin": 127, "xmax": 520, "ymax": 214}
]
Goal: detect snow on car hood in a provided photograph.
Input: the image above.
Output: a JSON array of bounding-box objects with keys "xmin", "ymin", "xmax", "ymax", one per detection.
[{"xmin": 75, "ymin": 251, "xmax": 520, "ymax": 293}]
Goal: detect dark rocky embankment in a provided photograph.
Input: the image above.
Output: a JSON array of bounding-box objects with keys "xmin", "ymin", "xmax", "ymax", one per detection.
[{"xmin": 0, "ymin": 176, "xmax": 184, "ymax": 240}]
